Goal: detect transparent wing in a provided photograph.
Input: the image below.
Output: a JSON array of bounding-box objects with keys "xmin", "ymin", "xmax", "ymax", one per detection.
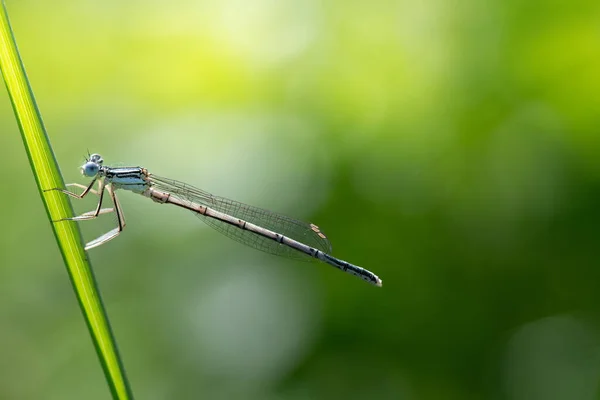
[{"xmin": 149, "ymin": 175, "xmax": 333, "ymax": 260}]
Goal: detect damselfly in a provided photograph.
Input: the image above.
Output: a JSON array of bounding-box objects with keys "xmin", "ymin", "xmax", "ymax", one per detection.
[{"xmin": 46, "ymin": 154, "xmax": 382, "ymax": 286}]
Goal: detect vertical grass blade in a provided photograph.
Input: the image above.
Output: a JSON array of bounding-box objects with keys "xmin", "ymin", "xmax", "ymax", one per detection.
[{"xmin": 0, "ymin": 2, "xmax": 133, "ymax": 399}]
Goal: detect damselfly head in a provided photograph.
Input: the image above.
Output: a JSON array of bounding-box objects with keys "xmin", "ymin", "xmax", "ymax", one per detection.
[{"xmin": 81, "ymin": 160, "xmax": 101, "ymax": 177}]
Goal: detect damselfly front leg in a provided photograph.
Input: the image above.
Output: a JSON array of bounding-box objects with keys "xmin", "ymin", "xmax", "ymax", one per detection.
[
  {"xmin": 45, "ymin": 176, "xmax": 98, "ymax": 199},
  {"xmin": 45, "ymin": 179, "xmax": 114, "ymax": 221},
  {"xmin": 65, "ymin": 183, "xmax": 101, "ymax": 196}
]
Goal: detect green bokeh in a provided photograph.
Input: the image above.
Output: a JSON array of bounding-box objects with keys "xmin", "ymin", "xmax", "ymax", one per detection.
[{"xmin": 1, "ymin": 1, "xmax": 599, "ymax": 399}]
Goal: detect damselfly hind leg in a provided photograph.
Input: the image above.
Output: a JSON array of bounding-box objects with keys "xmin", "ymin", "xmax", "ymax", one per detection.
[{"xmin": 84, "ymin": 184, "xmax": 126, "ymax": 250}]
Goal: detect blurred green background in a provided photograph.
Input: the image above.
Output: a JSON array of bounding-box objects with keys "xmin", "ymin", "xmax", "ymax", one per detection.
[{"xmin": 1, "ymin": 0, "xmax": 600, "ymax": 399}]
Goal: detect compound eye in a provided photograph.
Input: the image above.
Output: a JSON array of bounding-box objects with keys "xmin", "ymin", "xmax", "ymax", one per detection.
[
  {"xmin": 89, "ymin": 154, "xmax": 103, "ymax": 164},
  {"xmin": 81, "ymin": 162, "xmax": 100, "ymax": 177}
]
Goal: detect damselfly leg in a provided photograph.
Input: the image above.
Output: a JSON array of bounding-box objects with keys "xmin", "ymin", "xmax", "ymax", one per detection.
[
  {"xmin": 65, "ymin": 182, "xmax": 102, "ymax": 196},
  {"xmin": 45, "ymin": 181, "xmax": 114, "ymax": 221},
  {"xmin": 45, "ymin": 177, "xmax": 98, "ymax": 199},
  {"xmin": 84, "ymin": 184, "xmax": 126, "ymax": 250},
  {"xmin": 46, "ymin": 181, "xmax": 125, "ymax": 250}
]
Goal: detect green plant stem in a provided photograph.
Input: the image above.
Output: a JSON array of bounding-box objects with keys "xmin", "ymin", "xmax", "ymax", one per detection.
[{"xmin": 0, "ymin": 2, "xmax": 133, "ymax": 399}]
